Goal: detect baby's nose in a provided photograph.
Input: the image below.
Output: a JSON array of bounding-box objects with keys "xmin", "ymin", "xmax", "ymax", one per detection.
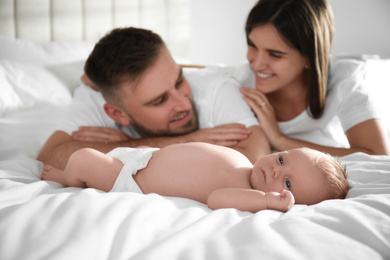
[{"xmin": 272, "ymin": 165, "xmax": 280, "ymax": 179}]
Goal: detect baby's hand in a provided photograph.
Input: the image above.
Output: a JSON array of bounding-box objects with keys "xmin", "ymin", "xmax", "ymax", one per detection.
[{"xmin": 265, "ymin": 190, "xmax": 295, "ymax": 212}]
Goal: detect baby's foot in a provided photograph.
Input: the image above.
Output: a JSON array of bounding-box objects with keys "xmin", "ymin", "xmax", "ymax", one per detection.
[{"xmin": 41, "ymin": 164, "xmax": 65, "ymax": 185}]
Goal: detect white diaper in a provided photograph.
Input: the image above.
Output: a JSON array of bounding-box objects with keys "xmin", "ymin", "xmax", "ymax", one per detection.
[{"xmin": 107, "ymin": 147, "xmax": 160, "ymax": 193}]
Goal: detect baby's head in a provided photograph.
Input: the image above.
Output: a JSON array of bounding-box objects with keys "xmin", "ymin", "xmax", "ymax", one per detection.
[
  {"xmin": 251, "ymin": 147, "xmax": 348, "ymax": 205},
  {"xmin": 313, "ymin": 150, "xmax": 348, "ymax": 201},
  {"xmin": 289, "ymin": 147, "xmax": 348, "ymax": 205}
]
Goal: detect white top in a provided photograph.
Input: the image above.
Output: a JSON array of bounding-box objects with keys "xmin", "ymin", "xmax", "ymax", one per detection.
[
  {"xmin": 58, "ymin": 68, "xmax": 258, "ymax": 137},
  {"xmin": 233, "ymin": 59, "xmax": 379, "ymax": 147}
]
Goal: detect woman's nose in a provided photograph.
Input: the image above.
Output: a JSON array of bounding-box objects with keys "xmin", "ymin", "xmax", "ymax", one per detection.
[{"xmin": 252, "ymin": 52, "xmax": 268, "ymax": 71}]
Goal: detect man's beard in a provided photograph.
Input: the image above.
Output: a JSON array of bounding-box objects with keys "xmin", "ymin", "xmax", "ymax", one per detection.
[{"xmin": 131, "ymin": 102, "xmax": 199, "ymax": 137}]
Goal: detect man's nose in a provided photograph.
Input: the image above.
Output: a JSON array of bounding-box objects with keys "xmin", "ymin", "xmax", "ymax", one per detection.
[{"xmin": 171, "ymin": 90, "xmax": 191, "ymax": 111}]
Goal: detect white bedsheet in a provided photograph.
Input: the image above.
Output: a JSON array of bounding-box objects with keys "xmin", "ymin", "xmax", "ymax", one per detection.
[
  {"xmin": 1, "ymin": 142, "xmax": 390, "ymax": 259},
  {"xmin": 1, "ymin": 36, "xmax": 390, "ymax": 259}
]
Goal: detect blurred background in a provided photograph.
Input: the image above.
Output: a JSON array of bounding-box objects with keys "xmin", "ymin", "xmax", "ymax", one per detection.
[
  {"xmin": 189, "ymin": 0, "xmax": 390, "ymax": 65},
  {"xmin": 1, "ymin": 0, "xmax": 389, "ymax": 65}
]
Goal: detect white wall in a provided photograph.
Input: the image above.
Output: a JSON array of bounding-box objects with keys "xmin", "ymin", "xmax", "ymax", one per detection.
[
  {"xmin": 189, "ymin": 0, "xmax": 257, "ymax": 65},
  {"xmin": 328, "ymin": 0, "xmax": 390, "ymax": 59},
  {"xmin": 189, "ymin": 0, "xmax": 390, "ymax": 65}
]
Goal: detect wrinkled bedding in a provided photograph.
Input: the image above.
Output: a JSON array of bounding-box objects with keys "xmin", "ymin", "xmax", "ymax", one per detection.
[{"xmin": 0, "ymin": 36, "xmax": 390, "ymax": 260}]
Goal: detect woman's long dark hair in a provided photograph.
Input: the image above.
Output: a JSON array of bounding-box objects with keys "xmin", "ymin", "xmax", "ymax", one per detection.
[{"xmin": 245, "ymin": 0, "xmax": 334, "ymax": 119}]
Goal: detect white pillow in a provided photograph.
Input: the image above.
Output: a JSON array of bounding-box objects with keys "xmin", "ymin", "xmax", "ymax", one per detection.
[
  {"xmin": 0, "ymin": 60, "xmax": 73, "ymax": 116},
  {"xmin": 0, "ymin": 34, "xmax": 94, "ymax": 65},
  {"xmin": 45, "ymin": 60, "xmax": 86, "ymax": 93},
  {"xmin": 365, "ymin": 58, "xmax": 390, "ymax": 138}
]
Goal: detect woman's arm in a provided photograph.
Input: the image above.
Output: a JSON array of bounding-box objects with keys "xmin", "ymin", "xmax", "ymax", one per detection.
[
  {"xmin": 266, "ymin": 119, "xmax": 389, "ymax": 156},
  {"xmin": 207, "ymin": 188, "xmax": 294, "ymax": 213},
  {"xmin": 345, "ymin": 119, "xmax": 389, "ymax": 155},
  {"xmin": 241, "ymin": 88, "xmax": 390, "ymax": 156}
]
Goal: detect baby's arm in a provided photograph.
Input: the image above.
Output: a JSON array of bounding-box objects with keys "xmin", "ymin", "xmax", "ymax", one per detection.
[{"xmin": 207, "ymin": 188, "xmax": 294, "ymax": 213}]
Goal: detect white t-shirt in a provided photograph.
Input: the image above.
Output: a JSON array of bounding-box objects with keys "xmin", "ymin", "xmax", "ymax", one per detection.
[
  {"xmin": 58, "ymin": 68, "xmax": 258, "ymax": 137},
  {"xmin": 233, "ymin": 59, "xmax": 379, "ymax": 148}
]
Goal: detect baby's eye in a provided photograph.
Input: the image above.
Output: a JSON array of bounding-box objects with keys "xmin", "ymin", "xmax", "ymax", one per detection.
[
  {"xmin": 278, "ymin": 155, "xmax": 284, "ymax": 165},
  {"xmin": 285, "ymin": 178, "xmax": 291, "ymax": 190}
]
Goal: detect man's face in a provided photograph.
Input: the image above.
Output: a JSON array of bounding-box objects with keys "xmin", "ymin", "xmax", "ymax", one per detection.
[{"xmin": 118, "ymin": 47, "xmax": 198, "ymax": 137}]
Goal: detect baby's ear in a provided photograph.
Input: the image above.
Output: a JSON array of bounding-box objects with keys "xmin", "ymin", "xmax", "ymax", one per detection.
[
  {"xmin": 103, "ymin": 103, "xmax": 131, "ymax": 126},
  {"xmin": 81, "ymin": 73, "xmax": 99, "ymax": 91}
]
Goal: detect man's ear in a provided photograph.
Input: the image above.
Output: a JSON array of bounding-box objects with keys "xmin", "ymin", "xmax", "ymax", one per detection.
[{"xmin": 103, "ymin": 103, "xmax": 131, "ymax": 126}]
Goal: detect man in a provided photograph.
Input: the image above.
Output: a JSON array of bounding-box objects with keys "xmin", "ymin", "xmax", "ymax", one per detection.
[{"xmin": 37, "ymin": 27, "xmax": 270, "ymax": 169}]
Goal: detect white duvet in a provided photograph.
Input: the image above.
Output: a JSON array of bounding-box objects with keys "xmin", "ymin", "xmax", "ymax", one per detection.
[{"xmin": 0, "ymin": 36, "xmax": 390, "ymax": 260}]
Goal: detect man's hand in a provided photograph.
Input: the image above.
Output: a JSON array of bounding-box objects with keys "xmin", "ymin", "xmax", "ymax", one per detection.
[
  {"xmin": 72, "ymin": 126, "xmax": 131, "ymax": 143},
  {"xmin": 186, "ymin": 123, "xmax": 251, "ymax": 147},
  {"xmin": 266, "ymin": 190, "xmax": 295, "ymax": 212},
  {"xmin": 72, "ymin": 123, "xmax": 251, "ymax": 147}
]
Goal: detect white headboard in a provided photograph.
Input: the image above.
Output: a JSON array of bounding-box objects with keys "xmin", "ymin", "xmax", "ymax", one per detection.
[{"xmin": 0, "ymin": 0, "xmax": 190, "ymax": 58}]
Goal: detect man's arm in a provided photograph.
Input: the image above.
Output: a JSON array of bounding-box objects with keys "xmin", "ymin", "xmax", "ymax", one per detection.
[
  {"xmin": 37, "ymin": 123, "xmax": 252, "ymax": 170},
  {"xmin": 207, "ymin": 188, "xmax": 294, "ymax": 213},
  {"xmin": 72, "ymin": 123, "xmax": 252, "ymax": 148}
]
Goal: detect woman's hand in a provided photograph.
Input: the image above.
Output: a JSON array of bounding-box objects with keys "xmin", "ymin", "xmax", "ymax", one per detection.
[{"xmin": 240, "ymin": 87, "xmax": 284, "ymax": 149}]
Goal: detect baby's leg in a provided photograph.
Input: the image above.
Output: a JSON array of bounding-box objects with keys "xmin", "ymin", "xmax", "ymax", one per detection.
[
  {"xmin": 63, "ymin": 148, "xmax": 124, "ymax": 192},
  {"xmin": 41, "ymin": 148, "xmax": 123, "ymax": 192},
  {"xmin": 41, "ymin": 151, "xmax": 93, "ymax": 188}
]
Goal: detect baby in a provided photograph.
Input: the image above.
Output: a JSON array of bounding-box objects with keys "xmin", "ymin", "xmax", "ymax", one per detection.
[{"xmin": 41, "ymin": 142, "xmax": 348, "ymax": 213}]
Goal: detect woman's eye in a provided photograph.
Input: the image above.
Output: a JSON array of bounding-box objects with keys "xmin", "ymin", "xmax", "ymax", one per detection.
[
  {"xmin": 247, "ymin": 38, "xmax": 255, "ymax": 48},
  {"xmin": 285, "ymin": 178, "xmax": 291, "ymax": 190},
  {"xmin": 278, "ymin": 156, "xmax": 284, "ymax": 165}
]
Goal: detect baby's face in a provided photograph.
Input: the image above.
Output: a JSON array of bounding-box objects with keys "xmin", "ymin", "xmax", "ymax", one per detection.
[{"xmin": 251, "ymin": 148, "xmax": 331, "ymax": 205}]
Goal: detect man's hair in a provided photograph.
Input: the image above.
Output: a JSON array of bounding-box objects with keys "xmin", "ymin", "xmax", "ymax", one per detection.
[
  {"xmin": 245, "ymin": 0, "xmax": 334, "ymax": 119},
  {"xmin": 84, "ymin": 27, "xmax": 165, "ymax": 105},
  {"xmin": 315, "ymin": 154, "xmax": 349, "ymax": 200}
]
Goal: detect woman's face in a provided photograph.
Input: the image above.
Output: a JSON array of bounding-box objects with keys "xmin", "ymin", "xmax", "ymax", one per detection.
[{"xmin": 247, "ymin": 24, "xmax": 308, "ymax": 94}]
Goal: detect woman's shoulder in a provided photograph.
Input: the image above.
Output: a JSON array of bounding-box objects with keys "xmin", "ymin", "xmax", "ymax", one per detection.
[
  {"xmin": 232, "ymin": 62, "xmax": 255, "ymax": 88},
  {"xmin": 327, "ymin": 56, "xmax": 365, "ymax": 93}
]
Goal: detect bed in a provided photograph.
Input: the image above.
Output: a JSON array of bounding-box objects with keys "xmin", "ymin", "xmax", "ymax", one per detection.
[{"xmin": 1, "ymin": 1, "xmax": 390, "ymax": 260}]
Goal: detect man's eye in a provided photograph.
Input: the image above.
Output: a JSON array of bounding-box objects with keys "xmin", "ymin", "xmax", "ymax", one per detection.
[
  {"xmin": 278, "ymin": 155, "xmax": 284, "ymax": 165},
  {"xmin": 154, "ymin": 96, "xmax": 167, "ymax": 106},
  {"xmin": 176, "ymin": 78, "xmax": 183, "ymax": 89},
  {"xmin": 285, "ymin": 178, "xmax": 291, "ymax": 190}
]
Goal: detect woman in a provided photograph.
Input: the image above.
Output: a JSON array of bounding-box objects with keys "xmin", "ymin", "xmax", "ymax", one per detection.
[{"xmin": 239, "ymin": 0, "xmax": 389, "ymax": 156}]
